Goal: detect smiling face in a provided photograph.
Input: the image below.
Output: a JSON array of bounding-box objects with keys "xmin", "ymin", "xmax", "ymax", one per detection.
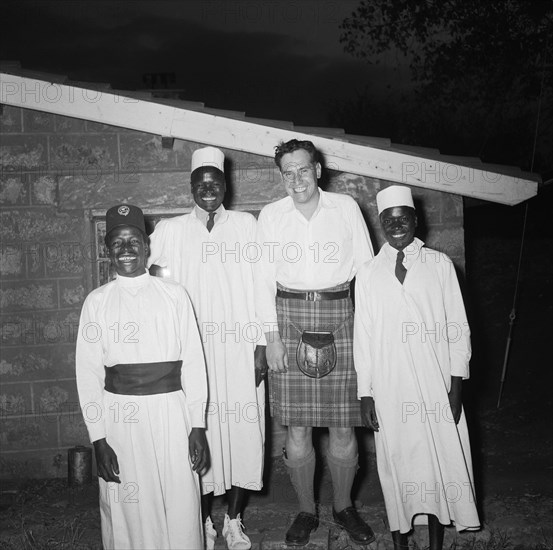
[
  {"xmin": 106, "ymin": 226, "xmax": 148, "ymax": 278},
  {"xmin": 380, "ymin": 206, "xmax": 417, "ymax": 251},
  {"xmin": 279, "ymin": 149, "xmax": 321, "ymax": 207},
  {"xmin": 191, "ymin": 168, "xmax": 226, "ymax": 212}
]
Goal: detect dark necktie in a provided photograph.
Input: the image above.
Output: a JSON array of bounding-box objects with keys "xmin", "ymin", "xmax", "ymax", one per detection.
[
  {"xmin": 206, "ymin": 212, "xmax": 216, "ymax": 232},
  {"xmin": 395, "ymin": 250, "xmax": 407, "ymax": 284}
]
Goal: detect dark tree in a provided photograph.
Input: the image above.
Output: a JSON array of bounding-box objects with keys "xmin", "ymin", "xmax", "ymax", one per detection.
[{"xmin": 339, "ymin": 0, "xmax": 553, "ymax": 174}]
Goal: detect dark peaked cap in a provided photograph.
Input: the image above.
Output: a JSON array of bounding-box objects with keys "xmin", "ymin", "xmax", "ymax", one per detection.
[{"xmin": 105, "ymin": 204, "xmax": 146, "ymax": 235}]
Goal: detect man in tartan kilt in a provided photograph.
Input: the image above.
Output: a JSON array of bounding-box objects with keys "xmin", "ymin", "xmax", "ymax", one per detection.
[{"xmin": 255, "ymin": 139, "xmax": 376, "ymax": 546}]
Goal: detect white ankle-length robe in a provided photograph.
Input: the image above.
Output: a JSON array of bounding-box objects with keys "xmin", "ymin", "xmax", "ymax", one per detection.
[
  {"xmin": 354, "ymin": 239, "xmax": 480, "ymax": 534},
  {"xmin": 76, "ymin": 272, "xmax": 207, "ymax": 549},
  {"xmin": 148, "ymin": 207, "xmax": 265, "ymax": 496}
]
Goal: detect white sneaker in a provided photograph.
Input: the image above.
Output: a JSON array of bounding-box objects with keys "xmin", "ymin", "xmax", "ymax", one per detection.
[
  {"xmin": 222, "ymin": 513, "xmax": 251, "ymax": 550},
  {"xmin": 205, "ymin": 516, "xmax": 217, "ymax": 550}
]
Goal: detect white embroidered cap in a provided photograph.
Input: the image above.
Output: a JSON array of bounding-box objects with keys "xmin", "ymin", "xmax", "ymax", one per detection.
[
  {"xmin": 191, "ymin": 146, "xmax": 225, "ymax": 173},
  {"xmin": 376, "ymin": 185, "xmax": 414, "ymax": 214}
]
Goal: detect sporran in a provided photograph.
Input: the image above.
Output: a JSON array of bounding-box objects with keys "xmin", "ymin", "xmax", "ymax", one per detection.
[{"xmin": 296, "ymin": 331, "xmax": 337, "ymax": 379}]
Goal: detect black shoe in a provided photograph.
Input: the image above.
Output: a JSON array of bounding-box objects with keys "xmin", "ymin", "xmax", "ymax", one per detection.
[
  {"xmin": 332, "ymin": 506, "xmax": 375, "ymax": 545},
  {"xmin": 285, "ymin": 512, "xmax": 319, "ymax": 546}
]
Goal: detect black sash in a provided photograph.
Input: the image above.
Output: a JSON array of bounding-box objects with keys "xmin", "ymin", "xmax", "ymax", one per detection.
[{"xmin": 104, "ymin": 361, "xmax": 182, "ymax": 396}]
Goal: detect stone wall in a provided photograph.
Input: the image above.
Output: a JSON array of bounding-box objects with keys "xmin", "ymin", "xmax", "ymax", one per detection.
[{"xmin": 0, "ymin": 104, "xmax": 464, "ymax": 478}]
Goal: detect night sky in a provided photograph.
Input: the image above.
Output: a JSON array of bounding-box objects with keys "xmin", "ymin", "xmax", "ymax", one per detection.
[{"xmin": 2, "ymin": 0, "xmax": 412, "ymax": 127}]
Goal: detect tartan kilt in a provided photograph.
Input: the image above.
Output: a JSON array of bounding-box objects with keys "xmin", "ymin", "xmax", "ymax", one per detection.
[{"xmin": 268, "ymin": 282, "xmax": 362, "ymax": 427}]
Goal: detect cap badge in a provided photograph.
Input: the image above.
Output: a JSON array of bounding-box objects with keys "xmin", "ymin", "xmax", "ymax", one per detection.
[{"xmin": 118, "ymin": 206, "xmax": 130, "ymax": 216}]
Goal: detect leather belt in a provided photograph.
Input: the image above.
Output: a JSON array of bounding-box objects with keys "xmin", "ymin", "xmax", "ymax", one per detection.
[
  {"xmin": 105, "ymin": 361, "xmax": 182, "ymax": 396},
  {"xmin": 276, "ymin": 289, "xmax": 350, "ymax": 301}
]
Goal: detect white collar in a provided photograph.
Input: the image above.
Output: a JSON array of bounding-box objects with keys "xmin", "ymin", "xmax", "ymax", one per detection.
[
  {"xmin": 115, "ymin": 270, "xmax": 150, "ymax": 287},
  {"xmin": 193, "ymin": 204, "xmax": 225, "ymax": 225}
]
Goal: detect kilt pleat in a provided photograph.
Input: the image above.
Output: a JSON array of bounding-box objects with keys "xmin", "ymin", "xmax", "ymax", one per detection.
[{"xmin": 268, "ymin": 282, "xmax": 362, "ymax": 427}]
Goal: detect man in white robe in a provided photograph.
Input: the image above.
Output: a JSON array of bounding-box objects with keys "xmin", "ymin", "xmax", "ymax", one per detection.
[
  {"xmin": 148, "ymin": 147, "xmax": 265, "ymax": 550},
  {"xmin": 76, "ymin": 204, "xmax": 208, "ymax": 550},
  {"xmin": 354, "ymin": 186, "xmax": 480, "ymax": 550}
]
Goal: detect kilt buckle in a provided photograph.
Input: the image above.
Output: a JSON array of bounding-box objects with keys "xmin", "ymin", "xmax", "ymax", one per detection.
[{"xmin": 276, "ymin": 288, "xmax": 350, "ymax": 301}]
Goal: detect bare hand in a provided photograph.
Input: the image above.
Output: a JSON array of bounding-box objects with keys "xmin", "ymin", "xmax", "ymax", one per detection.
[
  {"xmin": 189, "ymin": 428, "xmax": 209, "ymax": 475},
  {"xmin": 93, "ymin": 438, "xmax": 120, "ymax": 483},
  {"xmin": 448, "ymin": 376, "xmax": 463, "ymax": 425},
  {"xmin": 361, "ymin": 397, "xmax": 379, "ymax": 431},
  {"xmin": 265, "ymin": 332, "xmax": 288, "ymax": 373},
  {"xmin": 254, "ymin": 345, "xmax": 268, "ymax": 387},
  {"xmin": 149, "ymin": 264, "xmax": 164, "ymax": 277}
]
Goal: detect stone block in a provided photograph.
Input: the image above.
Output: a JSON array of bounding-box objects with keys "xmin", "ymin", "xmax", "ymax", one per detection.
[
  {"xmin": 328, "ymin": 173, "xmax": 376, "ymax": 207},
  {"xmin": 425, "ymin": 226, "xmax": 465, "ymax": 270},
  {"xmin": 85, "ymin": 119, "xmax": 127, "ymax": 133},
  {"xmin": 33, "ymin": 379, "xmax": 78, "ymax": 415},
  {"xmin": 0, "ymin": 346, "xmax": 53, "ymax": 381},
  {"xmin": 0, "ymin": 245, "xmax": 24, "ymax": 278},
  {"xmin": 1, "ymin": 209, "xmax": 84, "ymax": 277},
  {"xmin": 0, "ymin": 382, "xmax": 32, "ymax": 416},
  {"xmin": 0, "ymin": 135, "xmax": 48, "ymax": 170},
  {"xmin": 229, "ymin": 167, "xmax": 285, "ymax": 207},
  {"xmin": 49, "ymin": 134, "xmax": 118, "ymax": 172},
  {"xmin": 327, "ymin": 172, "xmax": 380, "ymax": 236},
  {"xmin": 25, "ymin": 242, "xmax": 46, "ymax": 278},
  {"xmin": 173, "ymin": 141, "xmax": 194, "ymax": 170},
  {"xmin": 412, "ymin": 187, "xmax": 442, "ymax": 225},
  {"xmin": 59, "ymin": 279, "xmax": 86, "ymax": 307},
  {"xmin": 0, "ymin": 105, "xmax": 22, "ymax": 133},
  {"xmin": 45, "ymin": 241, "xmax": 85, "ymax": 277},
  {"xmin": 58, "ymin": 172, "xmax": 195, "ymax": 210},
  {"xmin": 0, "ymin": 172, "xmax": 29, "ymax": 206},
  {"xmin": 119, "ymin": 132, "xmax": 177, "ymax": 170},
  {"xmin": 441, "ymin": 192, "xmax": 464, "ymax": 223},
  {"xmin": 0, "ymin": 449, "xmax": 67, "ymax": 479},
  {"xmin": 226, "ymin": 149, "xmax": 275, "ymax": 171},
  {"xmin": 0, "ymin": 344, "xmax": 76, "ymax": 382},
  {"xmin": 59, "ymin": 413, "xmax": 90, "ymax": 447},
  {"xmin": 0, "ymin": 241, "xmax": 48, "ymax": 279},
  {"xmin": 0, "ymin": 415, "xmax": 58, "ymax": 451},
  {"xmin": 1, "ymin": 208, "xmax": 83, "ymax": 242},
  {"xmin": 54, "ymin": 115, "xmax": 86, "ymax": 133},
  {"xmin": 22, "ymin": 109, "xmax": 55, "ymax": 133},
  {"xmin": 0, "ymin": 280, "xmax": 58, "ymax": 311},
  {"xmin": 0, "ymin": 310, "xmax": 80, "ymax": 347},
  {"xmin": 31, "ymin": 174, "xmax": 57, "ymax": 205}
]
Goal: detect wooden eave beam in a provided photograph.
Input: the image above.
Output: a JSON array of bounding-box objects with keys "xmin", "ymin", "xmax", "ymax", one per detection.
[{"xmin": 0, "ymin": 73, "xmax": 538, "ymax": 205}]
